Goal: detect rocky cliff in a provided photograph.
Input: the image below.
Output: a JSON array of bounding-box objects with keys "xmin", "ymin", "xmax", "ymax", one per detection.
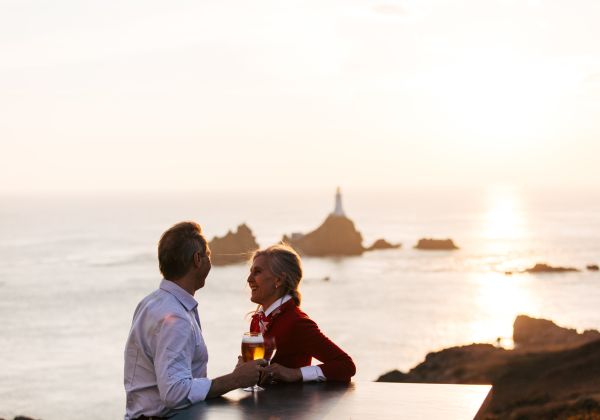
[
  {"xmin": 513, "ymin": 315, "xmax": 600, "ymax": 352},
  {"xmin": 377, "ymin": 315, "xmax": 600, "ymax": 419}
]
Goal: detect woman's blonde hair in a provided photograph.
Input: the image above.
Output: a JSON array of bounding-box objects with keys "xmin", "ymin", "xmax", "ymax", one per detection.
[{"xmin": 251, "ymin": 243, "xmax": 303, "ymax": 305}]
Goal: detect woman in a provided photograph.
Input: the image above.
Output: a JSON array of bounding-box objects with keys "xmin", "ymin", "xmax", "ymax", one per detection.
[{"xmin": 247, "ymin": 244, "xmax": 356, "ymax": 384}]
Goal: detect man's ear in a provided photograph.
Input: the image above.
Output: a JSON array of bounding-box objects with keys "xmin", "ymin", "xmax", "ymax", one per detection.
[{"xmin": 193, "ymin": 251, "xmax": 202, "ymax": 268}]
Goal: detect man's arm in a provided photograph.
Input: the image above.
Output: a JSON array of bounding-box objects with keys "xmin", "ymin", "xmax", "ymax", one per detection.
[
  {"xmin": 154, "ymin": 315, "xmax": 265, "ymax": 404},
  {"xmin": 206, "ymin": 359, "xmax": 266, "ymax": 398},
  {"xmin": 154, "ymin": 315, "xmax": 212, "ymax": 407}
]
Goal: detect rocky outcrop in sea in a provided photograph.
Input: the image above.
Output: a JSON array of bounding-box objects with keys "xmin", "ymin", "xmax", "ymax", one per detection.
[
  {"xmin": 283, "ymin": 215, "xmax": 364, "ymax": 256},
  {"xmin": 525, "ymin": 263, "xmax": 580, "ymax": 273},
  {"xmin": 0, "ymin": 416, "xmax": 39, "ymax": 420},
  {"xmin": 505, "ymin": 263, "xmax": 581, "ymax": 275},
  {"xmin": 365, "ymin": 239, "xmax": 401, "ymax": 251},
  {"xmin": 208, "ymin": 223, "xmax": 259, "ymax": 265},
  {"xmin": 414, "ymin": 238, "xmax": 459, "ymax": 250},
  {"xmin": 377, "ymin": 315, "xmax": 600, "ymax": 419},
  {"xmin": 282, "ymin": 188, "xmax": 400, "ymax": 257}
]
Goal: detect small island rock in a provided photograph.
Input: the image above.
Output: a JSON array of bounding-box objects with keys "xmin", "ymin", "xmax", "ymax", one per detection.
[
  {"xmin": 587, "ymin": 264, "xmax": 599, "ymax": 271},
  {"xmin": 414, "ymin": 238, "xmax": 459, "ymax": 250},
  {"xmin": 525, "ymin": 263, "xmax": 579, "ymax": 273},
  {"xmin": 208, "ymin": 223, "xmax": 259, "ymax": 266},
  {"xmin": 366, "ymin": 239, "xmax": 401, "ymax": 251}
]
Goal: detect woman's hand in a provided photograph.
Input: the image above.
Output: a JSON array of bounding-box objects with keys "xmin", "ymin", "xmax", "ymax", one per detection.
[
  {"xmin": 260, "ymin": 363, "xmax": 302, "ymax": 385},
  {"xmin": 236, "ymin": 356, "xmax": 243, "ymax": 368}
]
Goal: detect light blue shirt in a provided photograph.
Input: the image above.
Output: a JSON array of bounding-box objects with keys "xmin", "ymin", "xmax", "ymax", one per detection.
[{"xmin": 124, "ymin": 279, "xmax": 211, "ymax": 420}]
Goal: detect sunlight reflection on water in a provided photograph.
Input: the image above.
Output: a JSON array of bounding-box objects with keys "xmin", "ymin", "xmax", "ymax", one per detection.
[{"xmin": 468, "ymin": 272, "xmax": 540, "ymax": 348}]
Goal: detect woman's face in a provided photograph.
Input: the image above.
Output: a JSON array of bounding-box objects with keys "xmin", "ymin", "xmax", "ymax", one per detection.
[{"xmin": 247, "ymin": 255, "xmax": 281, "ymax": 307}]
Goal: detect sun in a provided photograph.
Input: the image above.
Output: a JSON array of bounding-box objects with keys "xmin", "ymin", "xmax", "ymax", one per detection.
[{"xmin": 483, "ymin": 186, "xmax": 528, "ymax": 241}]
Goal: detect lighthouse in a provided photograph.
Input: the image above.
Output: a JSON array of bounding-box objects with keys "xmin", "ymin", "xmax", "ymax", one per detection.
[{"xmin": 332, "ymin": 187, "xmax": 345, "ymax": 217}]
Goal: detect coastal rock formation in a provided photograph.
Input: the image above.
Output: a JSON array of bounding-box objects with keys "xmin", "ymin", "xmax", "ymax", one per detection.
[
  {"xmin": 377, "ymin": 316, "xmax": 600, "ymax": 419},
  {"xmin": 377, "ymin": 343, "xmax": 510, "ymax": 384},
  {"xmin": 414, "ymin": 238, "xmax": 459, "ymax": 250},
  {"xmin": 208, "ymin": 224, "xmax": 259, "ymax": 265},
  {"xmin": 587, "ymin": 264, "xmax": 599, "ymax": 271},
  {"xmin": 366, "ymin": 239, "xmax": 401, "ymax": 251},
  {"xmin": 483, "ymin": 340, "xmax": 600, "ymax": 419},
  {"xmin": 525, "ymin": 263, "xmax": 580, "ymax": 273},
  {"xmin": 283, "ymin": 215, "xmax": 364, "ymax": 256},
  {"xmin": 514, "ymin": 315, "xmax": 600, "ymax": 351},
  {"xmin": 283, "ymin": 188, "xmax": 364, "ymax": 256},
  {"xmin": 0, "ymin": 417, "xmax": 39, "ymax": 420},
  {"xmin": 283, "ymin": 188, "xmax": 400, "ymax": 257},
  {"xmin": 505, "ymin": 263, "xmax": 581, "ymax": 275}
]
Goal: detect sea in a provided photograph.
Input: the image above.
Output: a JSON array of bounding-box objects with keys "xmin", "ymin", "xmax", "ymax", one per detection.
[{"xmin": 1, "ymin": 187, "xmax": 599, "ymax": 420}]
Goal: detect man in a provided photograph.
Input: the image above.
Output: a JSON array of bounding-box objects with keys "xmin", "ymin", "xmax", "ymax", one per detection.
[{"xmin": 124, "ymin": 221, "xmax": 264, "ymax": 420}]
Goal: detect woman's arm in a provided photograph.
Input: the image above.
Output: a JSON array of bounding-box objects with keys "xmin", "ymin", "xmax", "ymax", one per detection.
[{"xmin": 291, "ymin": 317, "xmax": 356, "ymax": 382}]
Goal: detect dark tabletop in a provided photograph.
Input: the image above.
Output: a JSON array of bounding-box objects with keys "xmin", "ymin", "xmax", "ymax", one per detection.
[{"xmin": 169, "ymin": 381, "xmax": 491, "ymax": 420}]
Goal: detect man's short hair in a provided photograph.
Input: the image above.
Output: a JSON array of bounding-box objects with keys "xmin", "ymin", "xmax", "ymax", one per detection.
[{"xmin": 158, "ymin": 221, "xmax": 209, "ymax": 280}]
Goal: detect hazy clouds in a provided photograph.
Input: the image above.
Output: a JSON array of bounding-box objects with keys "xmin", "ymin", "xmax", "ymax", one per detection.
[{"xmin": 1, "ymin": 0, "xmax": 599, "ymax": 193}]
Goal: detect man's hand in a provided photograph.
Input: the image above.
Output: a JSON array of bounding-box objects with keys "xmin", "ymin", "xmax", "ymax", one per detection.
[
  {"xmin": 207, "ymin": 359, "xmax": 266, "ymax": 398},
  {"xmin": 233, "ymin": 359, "xmax": 267, "ymax": 388},
  {"xmin": 260, "ymin": 363, "xmax": 302, "ymax": 385}
]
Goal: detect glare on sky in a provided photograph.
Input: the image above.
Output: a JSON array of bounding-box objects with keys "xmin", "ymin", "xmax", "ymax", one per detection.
[{"xmin": 1, "ymin": 0, "xmax": 599, "ymax": 192}]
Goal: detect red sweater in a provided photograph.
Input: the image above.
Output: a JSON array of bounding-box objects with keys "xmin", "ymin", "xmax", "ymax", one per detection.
[{"xmin": 251, "ymin": 299, "xmax": 356, "ymax": 381}]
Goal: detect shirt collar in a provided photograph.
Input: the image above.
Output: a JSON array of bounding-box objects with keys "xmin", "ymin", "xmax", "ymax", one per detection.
[
  {"xmin": 262, "ymin": 294, "xmax": 292, "ymax": 317},
  {"xmin": 159, "ymin": 279, "xmax": 198, "ymax": 312}
]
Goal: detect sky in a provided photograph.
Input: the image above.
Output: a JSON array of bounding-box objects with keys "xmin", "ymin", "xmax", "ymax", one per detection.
[{"xmin": 1, "ymin": 0, "xmax": 599, "ymax": 193}]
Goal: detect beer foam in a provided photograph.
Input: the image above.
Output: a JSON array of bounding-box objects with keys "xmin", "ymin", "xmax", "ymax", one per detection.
[{"xmin": 242, "ymin": 335, "xmax": 264, "ymax": 344}]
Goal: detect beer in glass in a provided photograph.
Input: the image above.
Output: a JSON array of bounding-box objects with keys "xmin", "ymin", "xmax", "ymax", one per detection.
[
  {"xmin": 241, "ymin": 332, "xmax": 265, "ymax": 362},
  {"xmin": 241, "ymin": 332, "xmax": 265, "ymax": 392}
]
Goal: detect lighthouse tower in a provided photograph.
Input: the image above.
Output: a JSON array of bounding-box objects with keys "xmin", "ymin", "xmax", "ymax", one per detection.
[{"xmin": 332, "ymin": 187, "xmax": 345, "ymax": 217}]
